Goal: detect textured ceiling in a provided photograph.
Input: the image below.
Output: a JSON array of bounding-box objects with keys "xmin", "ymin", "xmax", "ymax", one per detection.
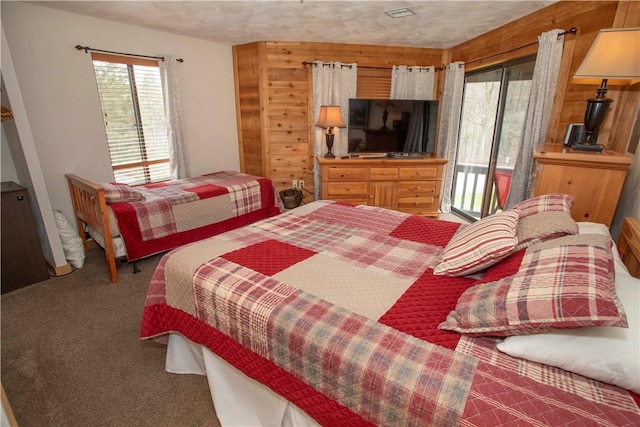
[{"xmin": 30, "ymin": 1, "xmax": 558, "ymax": 49}]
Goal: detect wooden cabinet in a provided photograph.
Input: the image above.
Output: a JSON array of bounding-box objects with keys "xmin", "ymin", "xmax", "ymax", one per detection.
[
  {"xmin": 618, "ymin": 217, "xmax": 640, "ymax": 279},
  {"xmin": 318, "ymin": 157, "xmax": 447, "ymax": 216},
  {"xmin": 533, "ymin": 144, "xmax": 632, "ymax": 227},
  {"xmin": 1, "ymin": 182, "xmax": 49, "ymax": 293}
]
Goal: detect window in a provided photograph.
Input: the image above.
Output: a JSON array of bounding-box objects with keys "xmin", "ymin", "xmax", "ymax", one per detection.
[
  {"xmin": 451, "ymin": 56, "xmax": 536, "ymax": 220},
  {"xmin": 356, "ymin": 68, "xmax": 392, "ymax": 99},
  {"xmin": 91, "ymin": 53, "xmax": 170, "ymax": 185}
]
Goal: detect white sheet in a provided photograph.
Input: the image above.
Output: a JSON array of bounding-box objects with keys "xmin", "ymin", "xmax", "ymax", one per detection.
[
  {"xmin": 87, "ymin": 224, "xmax": 127, "ymax": 259},
  {"xmin": 166, "ymin": 334, "xmax": 319, "ymax": 427}
]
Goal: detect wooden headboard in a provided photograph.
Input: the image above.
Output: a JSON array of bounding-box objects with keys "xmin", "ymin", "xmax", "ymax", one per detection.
[{"xmin": 65, "ymin": 174, "xmax": 118, "ymax": 283}]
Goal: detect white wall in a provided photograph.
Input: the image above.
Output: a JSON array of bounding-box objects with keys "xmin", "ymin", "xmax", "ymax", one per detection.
[
  {"xmin": 1, "ymin": 129, "xmax": 20, "ymax": 184},
  {"xmin": 2, "ymin": 25, "xmax": 68, "ymax": 268},
  {"xmin": 1, "ymin": 2, "xmax": 239, "ymax": 223}
]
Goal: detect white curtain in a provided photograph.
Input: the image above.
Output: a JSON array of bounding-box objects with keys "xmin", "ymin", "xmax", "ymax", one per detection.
[
  {"xmin": 159, "ymin": 55, "xmax": 190, "ymax": 180},
  {"xmin": 505, "ymin": 30, "xmax": 565, "ymax": 208},
  {"xmin": 436, "ymin": 62, "xmax": 465, "ymax": 213},
  {"xmin": 390, "ymin": 65, "xmax": 435, "ymax": 100},
  {"xmin": 312, "ymin": 61, "xmax": 357, "ymax": 199}
]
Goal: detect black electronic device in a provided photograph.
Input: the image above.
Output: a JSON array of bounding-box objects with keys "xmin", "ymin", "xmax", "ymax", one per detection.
[
  {"xmin": 563, "ymin": 123, "xmax": 585, "ymax": 146},
  {"xmin": 347, "ymin": 99, "xmax": 439, "ymax": 155}
]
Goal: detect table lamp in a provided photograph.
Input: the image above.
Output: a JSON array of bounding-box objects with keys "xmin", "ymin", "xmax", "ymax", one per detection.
[
  {"xmin": 316, "ymin": 105, "xmax": 346, "ymax": 158},
  {"xmin": 572, "ymin": 27, "xmax": 640, "ymax": 152}
]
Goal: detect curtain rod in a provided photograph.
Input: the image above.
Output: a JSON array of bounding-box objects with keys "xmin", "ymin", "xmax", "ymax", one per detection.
[
  {"xmin": 75, "ymin": 45, "xmax": 184, "ymax": 62},
  {"xmin": 465, "ymin": 27, "xmax": 577, "ymax": 66},
  {"xmin": 302, "ymin": 61, "xmax": 443, "ymax": 71}
]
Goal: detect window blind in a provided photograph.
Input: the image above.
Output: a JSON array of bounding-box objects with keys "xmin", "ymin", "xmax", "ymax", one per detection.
[
  {"xmin": 91, "ymin": 53, "xmax": 170, "ymax": 185},
  {"xmin": 356, "ymin": 68, "xmax": 393, "ymax": 99}
]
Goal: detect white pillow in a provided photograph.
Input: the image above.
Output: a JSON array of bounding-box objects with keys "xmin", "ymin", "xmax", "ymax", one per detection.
[{"xmin": 496, "ymin": 272, "xmax": 640, "ymax": 393}]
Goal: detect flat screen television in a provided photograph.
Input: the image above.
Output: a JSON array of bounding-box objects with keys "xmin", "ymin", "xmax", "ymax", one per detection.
[{"xmin": 347, "ymin": 99, "xmax": 439, "ymax": 156}]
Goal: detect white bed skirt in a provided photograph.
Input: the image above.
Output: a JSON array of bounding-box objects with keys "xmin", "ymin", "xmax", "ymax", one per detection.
[{"xmin": 166, "ymin": 333, "xmax": 320, "ymax": 427}]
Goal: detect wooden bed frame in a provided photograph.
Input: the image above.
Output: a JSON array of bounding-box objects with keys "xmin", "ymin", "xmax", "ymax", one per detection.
[{"xmin": 66, "ymin": 174, "xmax": 118, "ymax": 283}]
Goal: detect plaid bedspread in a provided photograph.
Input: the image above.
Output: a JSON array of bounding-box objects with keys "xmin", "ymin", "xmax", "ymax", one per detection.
[
  {"xmin": 108, "ymin": 171, "xmax": 283, "ymax": 260},
  {"xmin": 141, "ymin": 200, "xmax": 640, "ymax": 426}
]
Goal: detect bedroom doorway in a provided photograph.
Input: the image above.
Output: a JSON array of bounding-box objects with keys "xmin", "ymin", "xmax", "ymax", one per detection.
[{"xmin": 451, "ymin": 56, "xmax": 536, "ymax": 220}]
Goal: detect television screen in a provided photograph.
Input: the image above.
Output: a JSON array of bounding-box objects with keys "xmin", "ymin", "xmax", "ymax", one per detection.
[{"xmin": 347, "ymin": 99, "xmax": 439, "ymax": 155}]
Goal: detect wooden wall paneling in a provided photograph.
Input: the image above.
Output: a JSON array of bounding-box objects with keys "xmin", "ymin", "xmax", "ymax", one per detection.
[
  {"xmin": 449, "ymin": 1, "xmax": 627, "ymax": 150},
  {"xmin": 265, "ymin": 42, "xmax": 443, "ymax": 69},
  {"xmin": 233, "ymin": 46, "xmax": 247, "ymax": 173},
  {"xmin": 551, "ymin": 3, "xmax": 619, "ymax": 148},
  {"xmin": 547, "ymin": 36, "xmax": 576, "ymax": 145},
  {"xmin": 233, "ymin": 43, "xmax": 264, "ymax": 176},
  {"xmin": 609, "ymin": 0, "xmax": 640, "ymax": 153},
  {"xmin": 257, "ymin": 42, "xmax": 272, "ymax": 179}
]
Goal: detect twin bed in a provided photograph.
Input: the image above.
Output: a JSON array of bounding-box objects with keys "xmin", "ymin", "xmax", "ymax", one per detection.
[
  {"xmin": 140, "ymin": 196, "xmax": 640, "ymax": 425},
  {"xmin": 66, "ymin": 171, "xmax": 283, "ymax": 283}
]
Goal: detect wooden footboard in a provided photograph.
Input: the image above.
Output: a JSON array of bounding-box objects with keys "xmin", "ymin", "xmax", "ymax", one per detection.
[{"xmin": 65, "ymin": 174, "xmax": 118, "ymax": 283}]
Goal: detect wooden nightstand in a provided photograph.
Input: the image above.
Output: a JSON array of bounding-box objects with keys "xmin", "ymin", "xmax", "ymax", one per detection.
[
  {"xmin": 533, "ymin": 144, "xmax": 632, "ymax": 226},
  {"xmin": 618, "ymin": 217, "xmax": 640, "ymax": 279}
]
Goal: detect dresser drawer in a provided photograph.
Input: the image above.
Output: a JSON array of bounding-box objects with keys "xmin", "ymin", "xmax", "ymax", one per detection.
[
  {"xmin": 327, "ymin": 167, "xmax": 368, "ymax": 181},
  {"xmin": 326, "ymin": 182, "xmax": 368, "ymax": 197},
  {"xmin": 399, "ymin": 166, "xmax": 440, "ymax": 180},
  {"xmin": 397, "ymin": 195, "xmax": 437, "ymax": 211},
  {"xmin": 370, "ymin": 167, "xmax": 399, "ymax": 180},
  {"xmin": 397, "ymin": 180, "xmax": 437, "ymax": 195}
]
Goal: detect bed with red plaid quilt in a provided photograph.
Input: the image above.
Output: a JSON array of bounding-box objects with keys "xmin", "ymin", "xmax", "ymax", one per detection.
[
  {"xmin": 107, "ymin": 171, "xmax": 283, "ymax": 261},
  {"xmin": 140, "ymin": 200, "xmax": 640, "ymax": 426}
]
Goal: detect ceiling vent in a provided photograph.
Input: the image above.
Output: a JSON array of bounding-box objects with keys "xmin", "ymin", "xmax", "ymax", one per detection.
[{"xmin": 384, "ymin": 7, "xmax": 415, "ymax": 18}]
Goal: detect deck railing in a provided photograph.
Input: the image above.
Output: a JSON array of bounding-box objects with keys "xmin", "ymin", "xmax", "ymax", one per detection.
[{"xmin": 452, "ymin": 163, "xmax": 513, "ymax": 219}]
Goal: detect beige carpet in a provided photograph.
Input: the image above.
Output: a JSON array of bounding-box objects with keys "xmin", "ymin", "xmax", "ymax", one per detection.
[{"xmin": 1, "ymin": 248, "xmax": 220, "ymax": 427}]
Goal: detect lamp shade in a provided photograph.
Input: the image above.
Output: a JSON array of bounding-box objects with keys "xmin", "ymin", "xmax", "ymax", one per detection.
[
  {"xmin": 573, "ymin": 27, "xmax": 640, "ymax": 85},
  {"xmin": 316, "ymin": 105, "xmax": 346, "ymax": 128}
]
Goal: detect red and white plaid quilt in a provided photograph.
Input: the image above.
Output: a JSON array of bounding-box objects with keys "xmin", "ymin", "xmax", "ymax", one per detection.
[
  {"xmin": 108, "ymin": 171, "xmax": 283, "ymax": 260},
  {"xmin": 141, "ymin": 201, "xmax": 640, "ymax": 426}
]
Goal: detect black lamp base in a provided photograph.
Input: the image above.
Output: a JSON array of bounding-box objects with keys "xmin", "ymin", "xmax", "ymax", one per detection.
[
  {"xmin": 324, "ymin": 132, "xmax": 335, "ymax": 158},
  {"xmin": 578, "ymin": 79, "xmax": 612, "ymax": 151}
]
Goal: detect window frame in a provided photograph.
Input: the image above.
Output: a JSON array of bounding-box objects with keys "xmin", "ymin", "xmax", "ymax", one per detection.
[{"xmin": 91, "ymin": 52, "xmax": 170, "ymax": 185}]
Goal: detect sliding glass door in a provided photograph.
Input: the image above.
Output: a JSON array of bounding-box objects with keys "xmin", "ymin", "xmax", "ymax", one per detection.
[{"xmin": 451, "ymin": 57, "xmax": 536, "ymax": 220}]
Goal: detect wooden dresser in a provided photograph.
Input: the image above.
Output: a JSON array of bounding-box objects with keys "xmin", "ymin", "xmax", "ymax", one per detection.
[
  {"xmin": 317, "ymin": 156, "xmax": 447, "ymax": 216},
  {"xmin": 533, "ymin": 144, "xmax": 632, "ymax": 227},
  {"xmin": 1, "ymin": 181, "xmax": 49, "ymax": 293}
]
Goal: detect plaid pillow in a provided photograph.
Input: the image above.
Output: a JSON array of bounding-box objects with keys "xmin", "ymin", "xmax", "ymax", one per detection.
[
  {"xmin": 513, "ymin": 193, "xmax": 573, "ymax": 218},
  {"xmin": 515, "ymin": 210, "xmax": 578, "ymax": 251},
  {"xmin": 433, "ymin": 209, "xmax": 519, "ymax": 277},
  {"xmin": 439, "ymin": 234, "xmax": 627, "ymax": 336},
  {"xmin": 101, "ymin": 183, "xmax": 146, "ymax": 203}
]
